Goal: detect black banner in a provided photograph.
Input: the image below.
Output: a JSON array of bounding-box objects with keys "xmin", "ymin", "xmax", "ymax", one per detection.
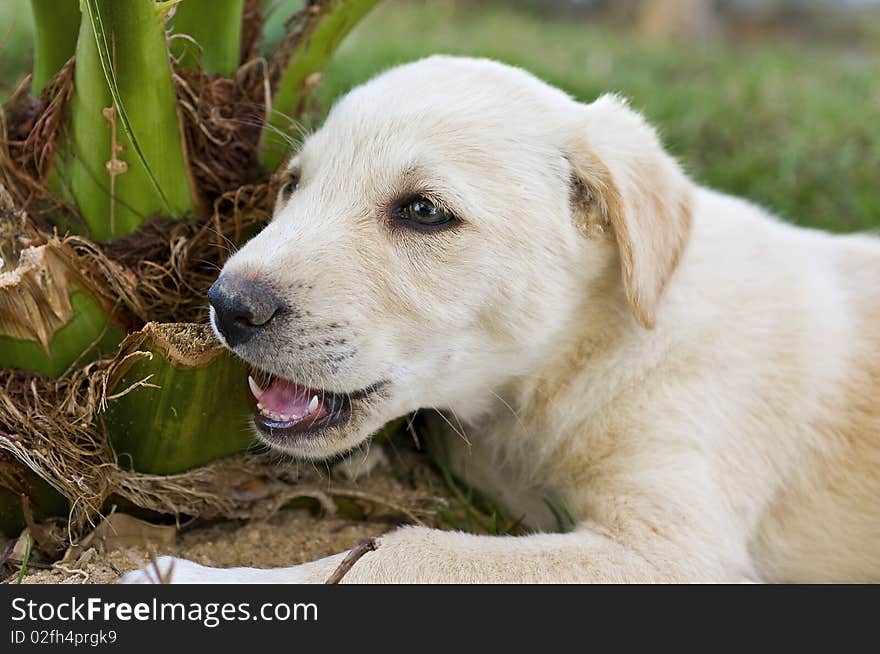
[{"xmin": 0, "ymin": 585, "xmax": 874, "ymax": 650}]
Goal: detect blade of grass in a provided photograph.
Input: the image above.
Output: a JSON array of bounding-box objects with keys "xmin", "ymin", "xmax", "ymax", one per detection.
[{"xmin": 15, "ymin": 534, "xmax": 31, "ymax": 584}]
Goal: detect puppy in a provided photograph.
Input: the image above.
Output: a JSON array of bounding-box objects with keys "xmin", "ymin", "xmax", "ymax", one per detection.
[{"xmin": 123, "ymin": 56, "xmax": 880, "ymax": 583}]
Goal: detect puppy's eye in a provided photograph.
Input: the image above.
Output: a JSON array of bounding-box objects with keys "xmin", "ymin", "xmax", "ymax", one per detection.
[
  {"xmin": 397, "ymin": 197, "xmax": 453, "ymax": 227},
  {"xmin": 279, "ymin": 173, "xmax": 300, "ymax": 202}
]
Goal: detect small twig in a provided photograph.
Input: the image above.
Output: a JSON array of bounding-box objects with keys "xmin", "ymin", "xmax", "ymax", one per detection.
[
  {"xmin": 150, "ymin": 557, "xmax": 175, "ymax": 584},
  {"xmin": 324, "ymin": 538, "xmax": 377, "ymax": 585}
]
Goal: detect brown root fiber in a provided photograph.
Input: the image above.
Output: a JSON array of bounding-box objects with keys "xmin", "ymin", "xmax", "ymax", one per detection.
[
  {"xmin": 173, "ymin": 62, "xmax": 269, "ymax": 208},
  {"xmin": 0, "ymin": 60, "xmax": 77, "ymax": 225},
  {"xmin": 240, "ymin": 0, "xmax": 265, "ymax": 63},
  {"xmin": 93, "ymin": 181, "xmax": 275, "ymax": 325},
  {"xmin": 0, "ymin": 362, "xmax": 118, "ymax": 527},
  {"xmin": 270, "ymin": 1, "xmax": 326, "ymax": 85}
]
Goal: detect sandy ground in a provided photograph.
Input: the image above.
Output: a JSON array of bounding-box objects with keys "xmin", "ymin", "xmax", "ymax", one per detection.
[
  {"xmin": 17, "ymin": 510, "xmax": 394, "ymax": 584},
  {"xmin": 5, "ymin": 443, "xmax": 461, "ymax": 584}
]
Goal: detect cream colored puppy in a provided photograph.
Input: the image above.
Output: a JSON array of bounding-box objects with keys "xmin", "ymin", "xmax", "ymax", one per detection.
[{"xmin": 122, "ymin": 56, "xmax": 880, "ymax": 584}]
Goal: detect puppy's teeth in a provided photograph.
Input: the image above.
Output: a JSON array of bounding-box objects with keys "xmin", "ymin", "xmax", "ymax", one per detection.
[
  {"xmin": 256, "ymin": 402, "xmax": 264, "ymax": 410},
  {"xmin": 308, "ymin": 395, "xmax": 319, "ymax": 413},
  {"xmin": 280, "ymin": 414, "xmax": 290, "ymax": 422},
  {"xmin": 248, "ymin": 375, "xmax": 264, "ymax": 400}
]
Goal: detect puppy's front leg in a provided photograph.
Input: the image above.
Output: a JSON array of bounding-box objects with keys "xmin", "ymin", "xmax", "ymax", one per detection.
[
  {"xmin": 121, "ymin": 523, "xmax": 717, "ymax": 583},
  {"xmin": 325, "ymin": 525, "xmax": 700, "ymax": 583}
]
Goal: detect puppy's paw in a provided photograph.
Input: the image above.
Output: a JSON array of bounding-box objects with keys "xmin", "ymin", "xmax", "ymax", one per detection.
[{"xmin": 118, "ymin": 556, "xmax": 240, "ymax": 584}]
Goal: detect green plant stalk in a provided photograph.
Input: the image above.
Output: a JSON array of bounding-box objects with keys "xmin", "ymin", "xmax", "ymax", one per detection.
[
  {"xmin": 259, "ymin": 0, "xmax": 379, "ymax": 170},
  {"xmin": 168, "ymin": 0, "xmax": 245, "ymax": 75},
  {"xmin": 64, "ymin": 0, "xmax": 198, "ymax": 240},
  {"xmin": 29, "ymin": 0, "xmax": 81, "ymax": 96},
  {"xmin": 105, "ymin": 323, "xmax": 256, "ymax": 475}
]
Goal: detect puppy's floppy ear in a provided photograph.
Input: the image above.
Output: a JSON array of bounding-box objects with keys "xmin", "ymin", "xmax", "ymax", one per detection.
[{"xmin": 568, "ymin": 94, "xmax": 693, "ymax": 329}]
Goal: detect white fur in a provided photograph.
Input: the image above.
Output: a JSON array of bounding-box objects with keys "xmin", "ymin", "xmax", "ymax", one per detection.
[{"xmin": 122, "ymin": 56, "xmax": 880, "ymax": 584}]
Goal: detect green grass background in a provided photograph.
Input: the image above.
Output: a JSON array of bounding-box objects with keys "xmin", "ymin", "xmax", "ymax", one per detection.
[
  {"xmin": 318, "ymin": 2, "xmax": 879, "ymax": 233},
  {"xmin": 2, "ymin": 0, "xmax": 878, "ymax": 233}
]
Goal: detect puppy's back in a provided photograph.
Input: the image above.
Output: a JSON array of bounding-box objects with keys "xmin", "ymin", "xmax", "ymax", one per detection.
[{"xmin": 750, "ymin": 229, "xmax": 880, "ymax": 582}]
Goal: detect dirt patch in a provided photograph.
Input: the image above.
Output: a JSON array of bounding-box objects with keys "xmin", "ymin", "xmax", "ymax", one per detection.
[
  {"xmin": 6, "ymin": 441, "xmax": 481, "ymax": 584},
  {"xmin": 17, "ymin": 508, "xmax": 394, "ymax": 585}
]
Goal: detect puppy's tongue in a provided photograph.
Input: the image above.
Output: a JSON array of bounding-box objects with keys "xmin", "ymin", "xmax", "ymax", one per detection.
[{"xmin": 248, "ymin": 376, "xmax": 327, "ymax": 423}]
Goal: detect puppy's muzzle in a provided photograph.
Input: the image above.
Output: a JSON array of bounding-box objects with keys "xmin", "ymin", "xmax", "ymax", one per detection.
[{"xmin": 208, "ymin": 274, "xmax": 282, "ymax": 347}]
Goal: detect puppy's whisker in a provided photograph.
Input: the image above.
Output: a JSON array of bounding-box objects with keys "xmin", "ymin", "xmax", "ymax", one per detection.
[
  {"xmin": 202, "ymin": 225, "xmax": 241, "ymax": 257},
  {"xmin": 222, "ymin": 115, "xmax": 303, "ymax": 144},
  {"xmin": 196, "ymin": 259, "xmax": 223, "ymax": 273},
  {"xmin": 488, "ymin": 389, "xmax": 527, "ymax": 433},
  {"xmin": 264, "ymin": 107, "xmax": 312, "ymax": 139},
  {"xmin": 360, "ymin": 438, "xmax": 372, "ymax": 470},
  {"xmin": 433, "ymin": 408, "xmax": 471, "ymax": 448}
]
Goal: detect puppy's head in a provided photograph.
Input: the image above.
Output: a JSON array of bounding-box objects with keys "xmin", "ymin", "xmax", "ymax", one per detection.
[{"xmin": 210, "ymin": 56, "xmax": 692, "ymax": 459}]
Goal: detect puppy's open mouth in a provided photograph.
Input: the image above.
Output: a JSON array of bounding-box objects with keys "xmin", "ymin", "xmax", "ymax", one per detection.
[{"xmin": 246, "ymin": 371, "xmax": 383, "ymax": 439}]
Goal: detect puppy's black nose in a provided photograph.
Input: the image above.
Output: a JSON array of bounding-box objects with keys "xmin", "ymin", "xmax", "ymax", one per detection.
[{"xmin": 208, "ymin": 274, "xmax": 282, "ymax": 347}]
